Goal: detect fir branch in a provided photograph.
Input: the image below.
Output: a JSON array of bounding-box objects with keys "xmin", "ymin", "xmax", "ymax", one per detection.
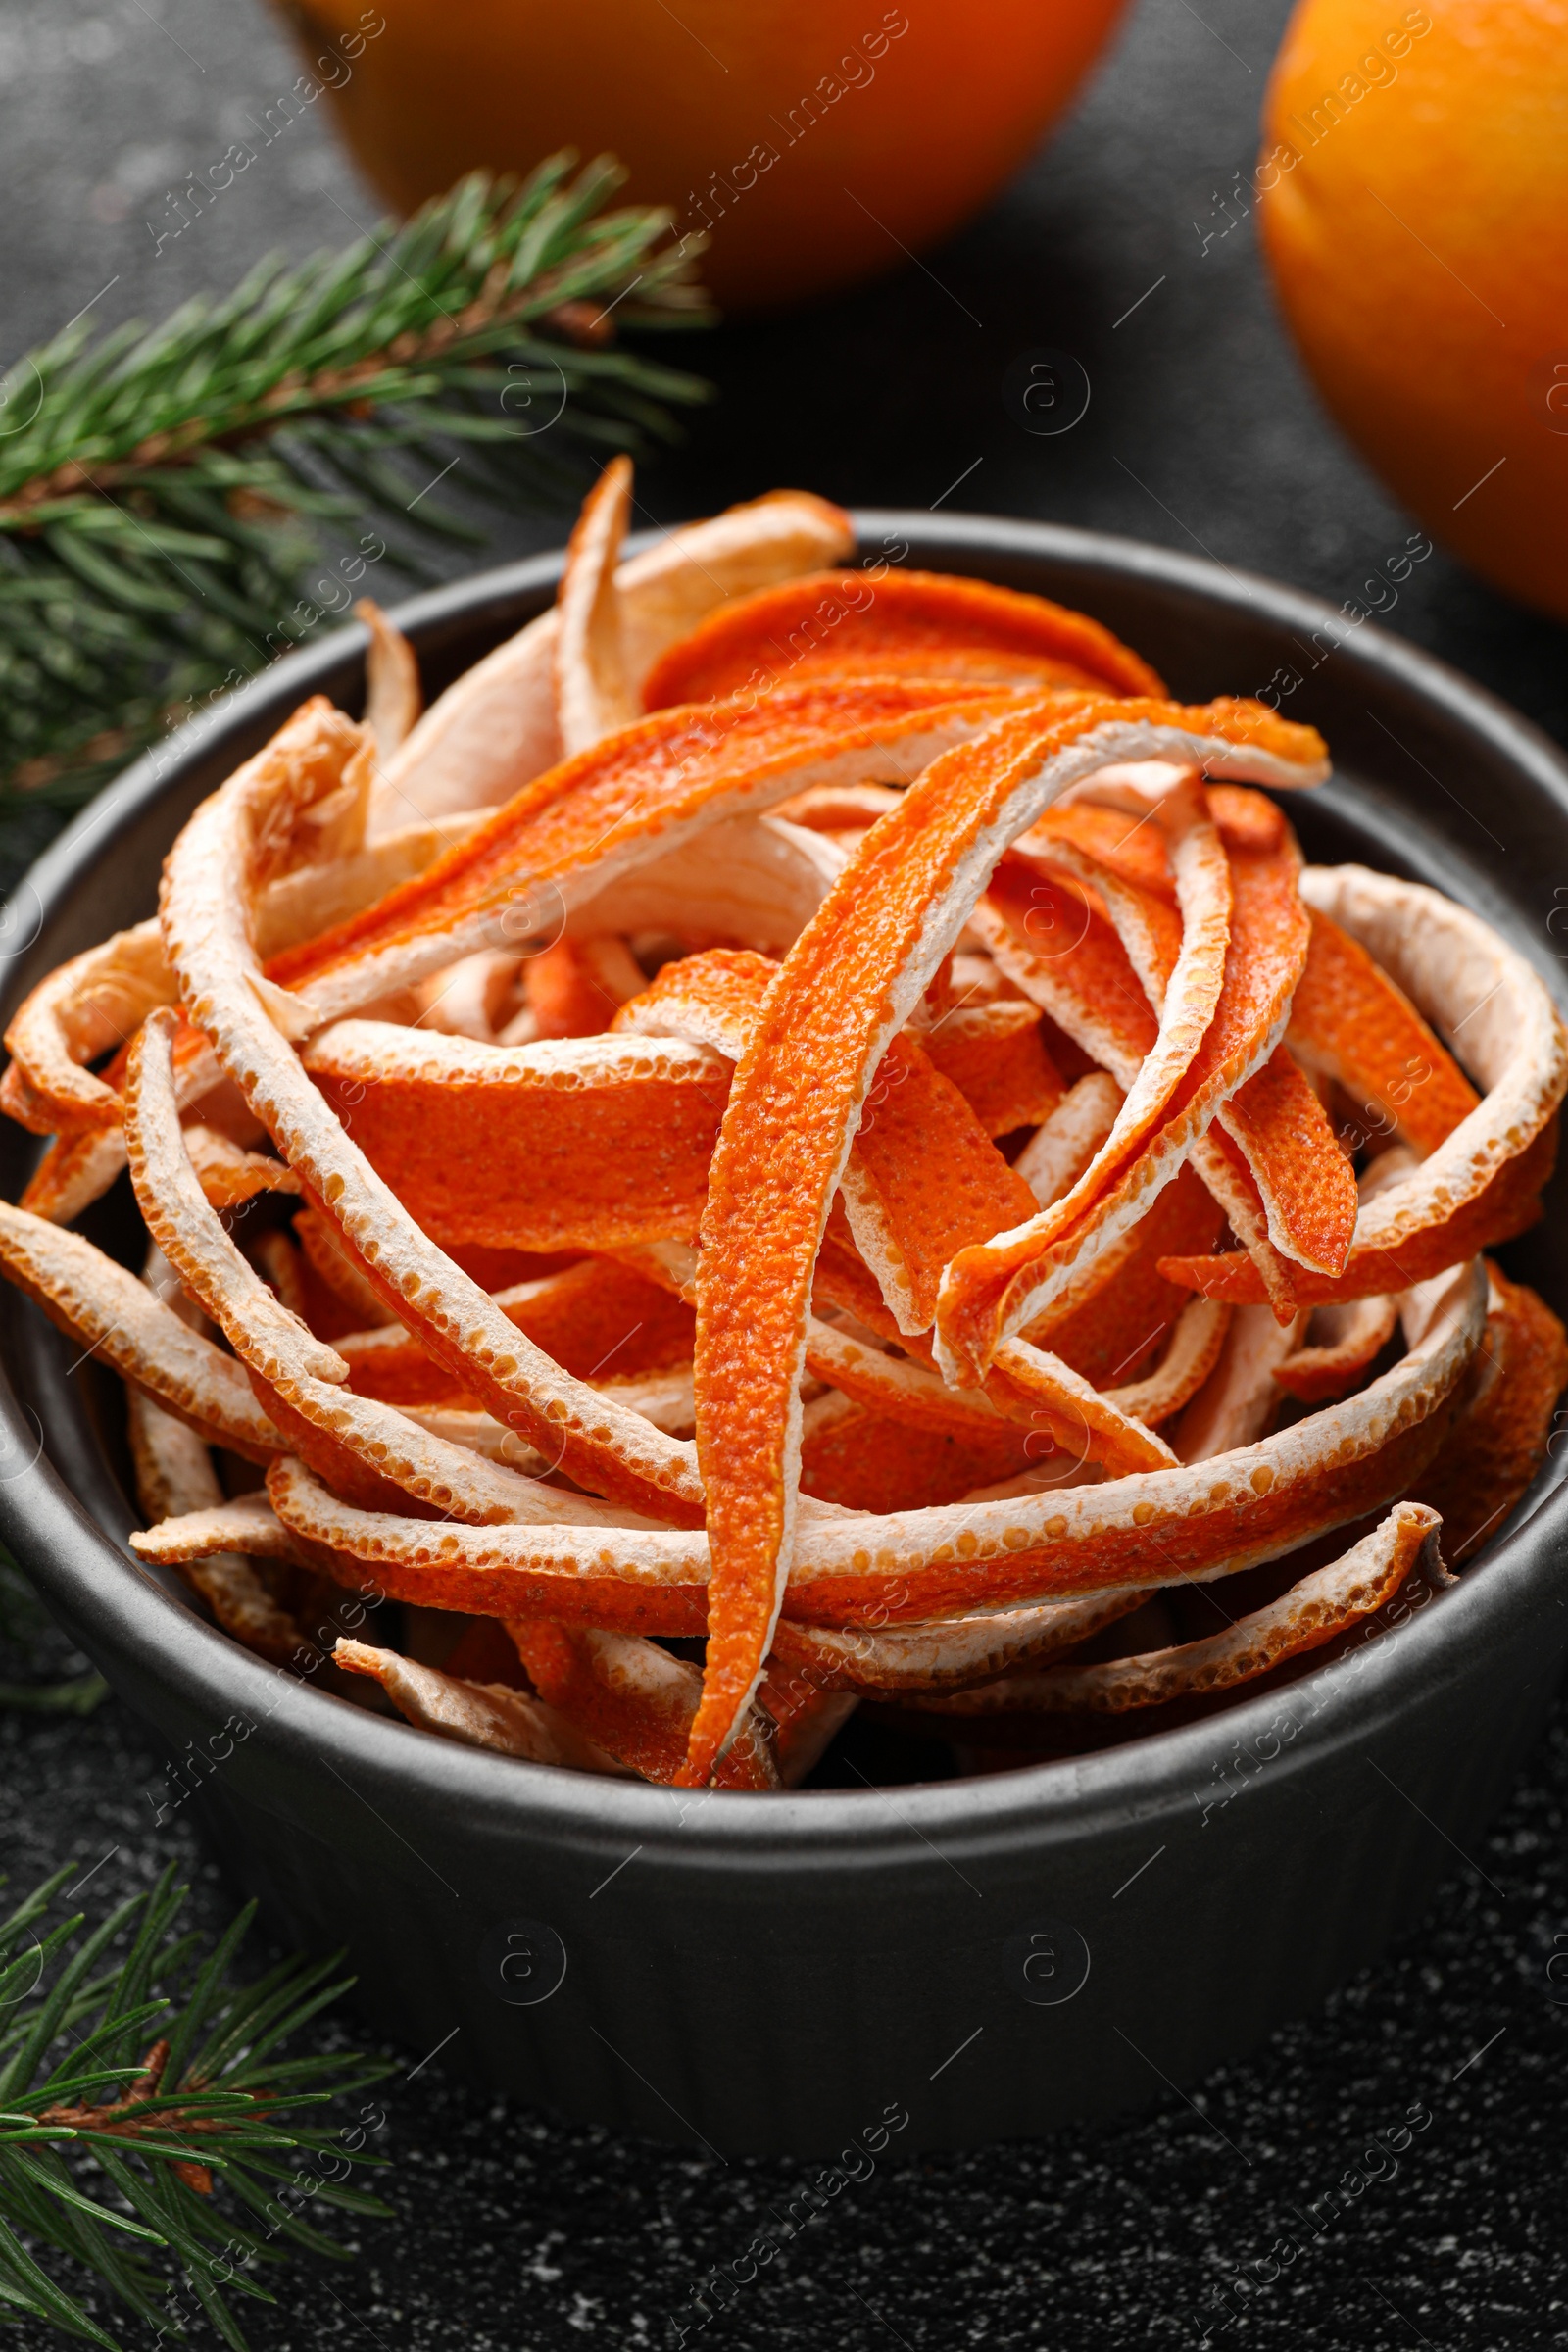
[
  {"xmin": 0, "ymin": 1862, "xmax": 393, "ymax": 2347},
  {"xmin": 0, "ymin": 154, "xmax": 711, "ymax": 815}
]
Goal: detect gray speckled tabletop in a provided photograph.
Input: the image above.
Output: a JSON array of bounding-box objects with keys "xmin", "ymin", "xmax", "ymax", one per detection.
[{"xmin": 2, "ymin": 2, "xmax": 1567, "ymax": 2345}]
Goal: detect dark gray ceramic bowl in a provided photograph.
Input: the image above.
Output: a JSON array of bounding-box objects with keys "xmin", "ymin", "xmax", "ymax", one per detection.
[{"xmin": 3, "ymin": 513, "xmax": 1566, "ymax": 2159}]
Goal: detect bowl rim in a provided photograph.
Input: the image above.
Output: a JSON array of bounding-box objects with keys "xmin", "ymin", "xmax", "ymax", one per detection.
[{"xmin": 4, "ymin": 507, "xmax": 1566, "ymax": 1868}]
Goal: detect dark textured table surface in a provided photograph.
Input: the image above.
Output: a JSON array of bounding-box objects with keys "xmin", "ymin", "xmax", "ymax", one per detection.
[{"xmin": 3, "ymin": 2, "xmax": 1567, "ymax": 2346}]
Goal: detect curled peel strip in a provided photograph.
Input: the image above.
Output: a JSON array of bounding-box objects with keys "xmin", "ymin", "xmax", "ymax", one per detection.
[
  {"xmin": 685, "ymin": 697, "xmax": 1330, "ymax": 1781},
  {"xmin": 0, "ymin": 1200, "xmax": 282, "ymax": 1465},
  {"xmin": 1160, "ymin": 868, "xmax": 1568, "ymax": 1305},
  {"xmin": 335, "ymin": 1638, "xmax": 625, "ymax": 1772},
  {"xmin": 915, "ymin": 1500, "xmax": 1446, "ymax": 1715},
  {"xmin": 157, "ymin": 700, "xmax": 710, "ymax": 1524}
]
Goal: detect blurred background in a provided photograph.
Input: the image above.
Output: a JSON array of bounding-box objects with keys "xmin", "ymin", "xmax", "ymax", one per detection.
[{"xmin": 2, "ymin": 4, "xmax": 1566, "ymax": 2346}]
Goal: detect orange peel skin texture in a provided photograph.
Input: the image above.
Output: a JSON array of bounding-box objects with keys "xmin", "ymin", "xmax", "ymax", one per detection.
[
  {"xmin": 1216, "ymin": 1044, "xmax": 1358, "ymax": 1280},
  {"xmin": 1289, "ymin": 905, "xmax": 1480, "ymax": 1153},
  {"xmin": 1043, "ymin": 1162, "xmax": 1228, "ymax": 1389},
  {"xmin": 921, "ymin": 1000, "xmax": 1065, "ymax": 1137},
  {"xmin": 975, "ymin": 859, "xmax": 1158, "ymax": 1085},
  {"xmin": 685, "ymin": 696, "xmax": 1330, "ymax": 1783},
  {"xmin": 840, "ymin": 1033, "xmax": 1039, "ymax": 1336},
  {"xmin": 336, "ymin": 1258, "xmax": 694, "ymax": 1406},
  {"xmin": 639, "ymin": 569, "xmax": 1169, "ymax": 708},
  {"xmin": 302, "ymin": 1022, "xmax": 730, "ymax": 1254}
]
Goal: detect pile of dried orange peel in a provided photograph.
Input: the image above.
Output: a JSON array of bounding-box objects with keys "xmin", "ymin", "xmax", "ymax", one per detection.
[{"xmin": 3, "ymin": 460, "xmax": 1565, "ymax": 1794}]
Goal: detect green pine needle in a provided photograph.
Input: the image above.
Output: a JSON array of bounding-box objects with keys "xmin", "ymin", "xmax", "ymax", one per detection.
[
  {"xmin": 0, "ymin": 1862, "xmax": 394, "ymax": 2347},
  {"xmin": 0, "ymin": 153, "xmax": 711, "ymax": 817}
]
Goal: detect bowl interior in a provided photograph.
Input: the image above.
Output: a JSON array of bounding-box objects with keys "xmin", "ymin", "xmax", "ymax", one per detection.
[{"xmin": 4, "ymin": 512, "xmax": 1567, "ymax": 1800}]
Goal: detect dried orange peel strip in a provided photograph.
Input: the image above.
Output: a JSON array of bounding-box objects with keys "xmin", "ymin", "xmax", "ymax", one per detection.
[
  {"xmin": 1298, "ymin": 866, "xmax": 1568, "ymax": 1248},
  {"xmin": 1408, "ymin": 1259, "xmax": 1568, "ymax": 1561},
  {"xmin": 839, "ymin": 1031, "xmax": 1041, "ymax": 1336},
  {"xmin": 369, "ymin": 482, "xmax": 855, "ymax": 830},
  {"xmin": 801, "ymin": 1313, "xmax": 1169, "ymax": 1476},
  {"xmin": 7, "ymin": 810, "xmax": 481, "ymax": 1166},
  {"xmin": 1288, "ymin": 901, "xmax": 1480, "ymax": 1153},
  {"xmin": 800, "ymin": 1396, "xmax": 1030, "ymax": 1513},
  {"xmin": 1033, "ymin": 1160, "xmax": 1226, "ymax": 1388},
  {"xmin": 1161, "ymin": 867, "xmax": 1568, "ymax": 1303},
  {"xmin": 1, "ymin": 918, "xmax": 175, "ymax": 1137},
  {"xmin": 266, "ymin": 1454, "xmax": 710, "ymax": 1632},
  {"xmin": 5, "ymin": 725, "xmax": 464, "ymax": 1220},
  {"xmin": 0, "ymin": 1200, "xmax": 283, "ymax": 1465},
  {"xmin": 913, "ymin": 1501, "xmax": 1446, "ymax": 1714},
  {"xmin": 1173, "ymin": 1301, "xmax": 1307, "ymax": 1461},
  {"xmin": 1105, "ymin": 1295, "xmax": 1233, "ymax": 1425},
  {"xmin": 131, "ymin": 1491, "xmax": 297, "ymax": 1565},
  {"xmin": 641, "ymin": 567, "xmax": 1168, "ymax": 708},
  {"xmin": 783, "ymin": 1259, "xmax": 1483, "ymax": 1625},
  {"xmin": 772, "ymin": 781, "xmax": 905, "ymax": 832},
  {"xmin": 334, "ymin": 1256, "xmax": 692, "ymax": 1404},
  {"xmin": 1273, "ymin": 1295, "xmax": 1400, "ymax": 1405},
  {"xmin": 181, "ymin": 1124, "xmax": 299, "ymax": 1210},
  {"xmin": 301, "ymin": 1020, "xmax": 730, "ymax": 1253},
  {"xmin": 1015, "ymin": 1073, "xmax": 1125, "ymax": 1205},
  {"xmin": 770, "ymin": 1589, "xmax": 1145, "ymax": 1693},
  {"xmin": 553, "ymin": 454, "xmax": 637, "ymax": 754},
  {"xmin": 566, "ymin": 809, "xmax": 847, "ymax": 956},
  {"xmin": 123, "ymin": 1244, "xmax": 315, "ymax": 1669},
  {"xmin": 1010, "ymin": 820, "xmax": 1186, "ymax": 1009},
  {"xmin": 920, "ymin": 1000, "xmax": 1064, "ymax": 1137},
  {"xmin": 981, "ymin": 1338, "xmax": 1178, "ymax": 1473},
  {"xmin": 293, "ymin": 1205, "xmax": 395, "ymax": 1328},
  {"xmin": 1214, "ymin": 1043, "xmax": 1358, "ymax": 1279},
  {"xmin": 509, "ymin": 1621, "xmax": 778, "ymax": 1789},
  {"xmin": 273, "ymin": 680, "xmax": 1010, "ymax": 1028},
  {"xmin": 980, "ymin": 798, "xmax": 1355, "ymax": 1294},
  {"xmin": 685, "ymin": 696, "xmax": 1329, "ymax": 1780},
  {"xmin": 335, "ymin": 1638, "xmax": 627, "ymax": 1771},
  {"xmin": 616, "ymin": 944, "xmax": 1051, "ymax": 1341},
  {"xmin": 1015, "ymin": 786, "xmax": 1353, "ymax": 1283},
  {"xmin": 972, "ymin": 860, "xmax": 1157, "ymax": 1087},
  {"xmin": 1162, "ymin": 1115, "xmax": 1556, "ymax": 1305},
  {"xmin": 157, "ymin": 701, "xmax": 711, "ymax": 1524},
  {"xmin": 356, "ymin": 599, "xmax": 421, "ymax": 760}
]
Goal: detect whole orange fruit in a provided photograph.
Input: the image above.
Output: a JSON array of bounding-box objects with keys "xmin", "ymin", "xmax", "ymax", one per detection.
[
  {"xmin": 280, "ymin": 0, "xmax": 1130, "ymax": 311},
  {"xmin": 1257, "ymin": 0, "xmax": 1568, "ymax": 621}
]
